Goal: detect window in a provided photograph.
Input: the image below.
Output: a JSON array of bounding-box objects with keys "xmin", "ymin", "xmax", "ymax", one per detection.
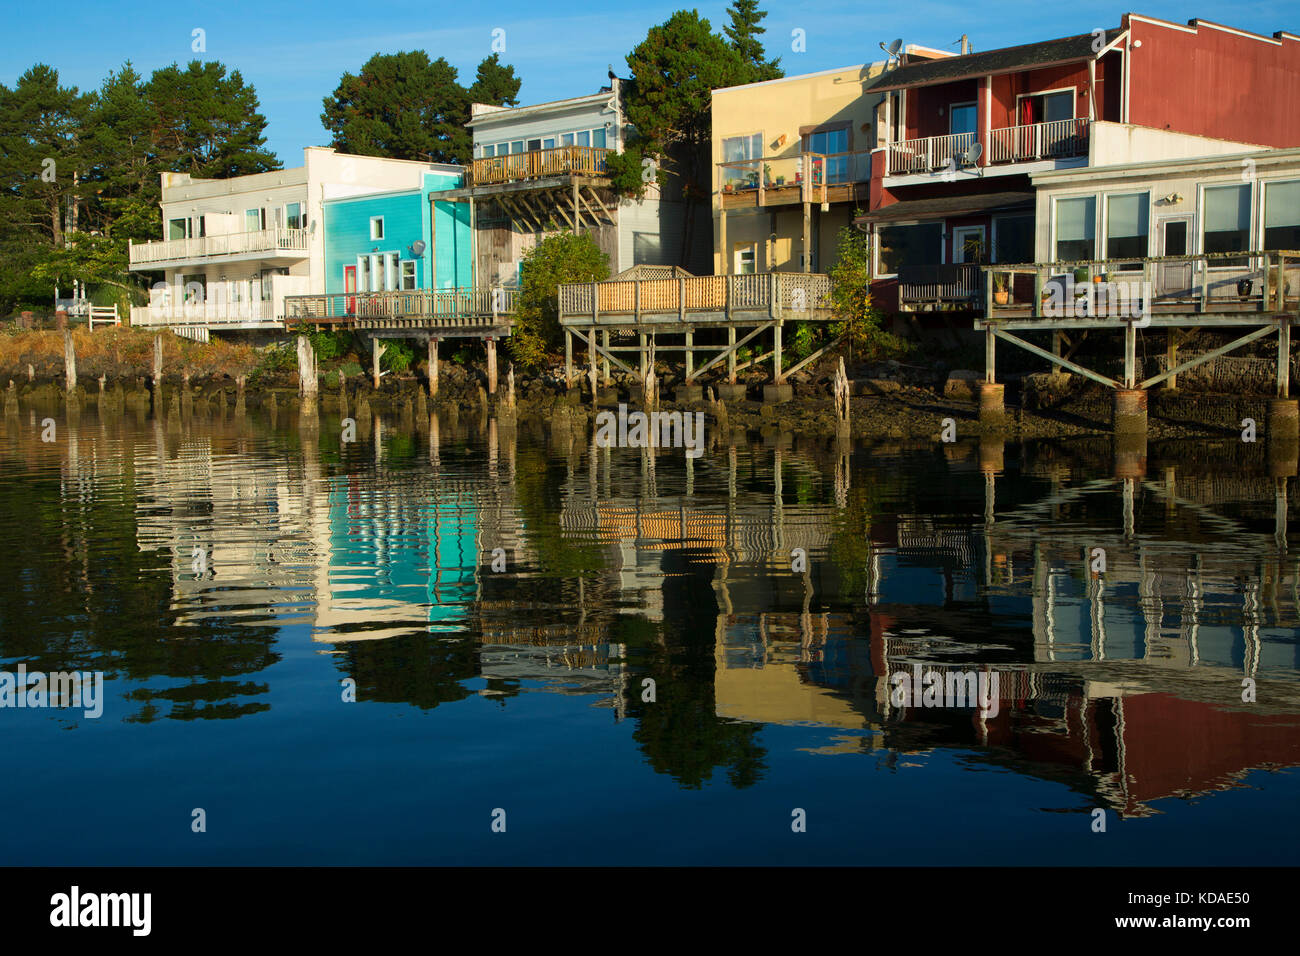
[
  {"xmin": 1106, "ymin": 192, "xmax": 1149, "ymax": 268},
  {"xmin": 722, "ymin": 132, "xmax": 763, "ymax": 188},
  {"xmin": 561, "ymin": 133, "xmax": 575, "ymax": 146},
  {"xmin": 369, "ymin": 216, "xmax": 384, "ymax": 241},
  {"xmin": 1203, "ymin": 184, "xmax": 1250, "ymax": 266},
  {"xmin": 483, "ymin": 144, "xmax": 495, "ymax": 157},
  {"xmin": 168, "ymin": 218, "xmax": 188, "ymax": 240},
  {"xmin": 527, "ymin": 138, "xmax": 542, "ymax": 151},
  {"xmin": 542, "ymin": 138, "xmax": 555, "ymax": 149},
  {"xmin": 285, "ymin": 202, "xmax": 303, "ymax": 230},
  {"xmin": 592, "ymin": 128, "xmax": 607, "ymax": 149},
  {"xmin": 577, "ymin": 130, "xmax": 590, "ymax": 147},
  {"xmin": 877, "ymin": 222, "xmax": 943, "ymax": 275},
  {"xmin": 735, "ymin": 244, "xmax": 756, "ymax": 274},
  {"xmin": 993, "ymin": 215, "xmax": 1034, "ymax": 264},
  {"xmin": 633, "ymin": 232, "xmax": 661, "ymax": 266},
  {"xmin": 181, "ymin": 274, "xmax": 206, "ymax": 303},
  {"xmin": 1054, "ymin": 196, "xmax": 1096, "ymax": 261},
  {"xmin": 511, "ymin": 140, "xmax": 524, "ymax": 154},
  {"xmin": 401, "ymin": 260, "xmax": 417, "ymax": 290},
  {"xmin": 1264, "ymin": 180, "xmax": 1300, "ymax": 250},
  {"xmin": 358, "ymin": 256, "xmax": 371, "ymax": 292},
  {"xmin": 1020, "ymin": 90, "xmax": 1073, "ymax": 125},
  {"xmin": 385, "ymin": 253, "xmax": 399, "ymax": 291},
  {"xmin": 806, "ymin": 127, "xmax": 850, "ymax": 184},
  {"xmin": 950, "ymin": 102, "xmax": 977, "ymax": 136},
  {"xmin": 245, "ymin": 208, "xmax": 265, "ymax": 232}
]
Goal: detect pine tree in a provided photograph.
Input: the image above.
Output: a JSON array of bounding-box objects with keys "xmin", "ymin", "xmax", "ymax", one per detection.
[
  {"xmin": 724, "ymin": 0, "xmax": 783, "ymax": 83},
  {"xmin": 467, "ymin": 54, "xmax": 522, "ymax": 108}
]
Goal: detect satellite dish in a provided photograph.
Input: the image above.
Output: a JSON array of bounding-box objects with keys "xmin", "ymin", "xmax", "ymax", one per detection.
[
  {"xmin": 410, "ymin": 240, "xmax": 427, "ymax": 257},
  {"xmin": 963, "ymin": 142, "xmax": 983, "ymax": 165},
  {"xmin": 888, "ymin": 38, "xmax": 903, "ymax": 56}
]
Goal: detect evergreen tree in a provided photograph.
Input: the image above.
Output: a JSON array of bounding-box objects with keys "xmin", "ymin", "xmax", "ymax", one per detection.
[
  {"xmin": 724, "ymin": 0, "xmax": 783, "ymax": 82},
  {"xmin": 467, "ymin": 53, "xmax": 522, "ymax": 108}
]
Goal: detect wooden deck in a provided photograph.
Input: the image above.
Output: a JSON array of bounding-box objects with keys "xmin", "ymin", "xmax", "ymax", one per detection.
[
  {"xmin": 558, "ymin": 273, "xmax": 834, "ymax": 329},
  {"xmin": 468, "ymin": 146, "xmax": 610, "ymax": 187},
  {"xmin": 283, "ymin": 288, "xmax": 516, "ymax": 338}
]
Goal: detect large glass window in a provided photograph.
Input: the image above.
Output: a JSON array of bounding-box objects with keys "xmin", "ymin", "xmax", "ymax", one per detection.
[
  {"xmin": 168, "ymin": 218, "xmax": 188, "ymax": 240},
  {"xmin": 1054, "ymin": 196, "xmax": 1096, "ymax": 261},
  {"xmin": 285, "ymin": 202, "xmax": 302, "ymax": 230},
  {"xmin": 1264, "ymin": 180, "xmax": 1300, "ymax": 250},
  {"xmin": 577, "ymin": 130, "xmax": 590, "ymax": 147},
  {"xmin": 722, "ymin": 133, "xmax": 763, "ymax": 188},
  {"xmin": 1106, "ymin": 192, "xmax": 1149, "ymax": 268},
  {"xmin": 993, "ymin": 215, "xmax": 1034, "ymax": 264},
  {"xmin": 245, "ymin": 208, "xmax": 264, "ymax": 232},
  {"xmin": 806, "ymin": 127, "xmax": 850, "ymax": 183},
  {"xmin": 877, "ymin": 222, "xmax": 944, "ymax": 275},
  {"xmin": 401, "ymin": 260, "xmax": 417, "ymax": 290},
  {"xmin": 1203, "ymin": 184, "xmax": 1250, "ymax": 265},
  {"xmin": 592, "ymin": 128, "xmax": 607, "ymax": 148},
  {"xmin": 358, "ymin": 256, "xmax": 371, "ymax": 292}
]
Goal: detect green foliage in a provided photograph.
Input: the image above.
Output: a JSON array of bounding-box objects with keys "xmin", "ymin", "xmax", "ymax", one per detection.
[
  {"xmin": 790, "ymin": 321, "xmax": 818, "ymax": 359},
  {"xmin": 322, "ymin": 52, "xmax": 521, "ymax": 163},
  {"xmin": 828, "ymin": 218, "xmax": 891, "ymax": 357},
  {"xmin": 603, "ymin": 145, "xmax": 664, "ymax": 200},
  {"xmin": 382, "ymin": 339, "xmax": 414, "ymax": 374},
  {"xmin": 295, "ymin": 324, "xmax": 351, "ymax": 364},
  {"xmin": 509, "ymin": 233, "xmax": 609, "ymax": 368},
  {"xmin": 258, "ymin": 341, "xmax": 296, "ymax": 372},
  {"xmin": 323, "ymin": 370, "xmax": 340, "ymax": 390},
  {"xmin": 724, "ymin": 0, "xmax": 783, "ymax": 82},
  {"xmin": 340, "ymin": 361, "xmax": 363, "ymax": 379}
]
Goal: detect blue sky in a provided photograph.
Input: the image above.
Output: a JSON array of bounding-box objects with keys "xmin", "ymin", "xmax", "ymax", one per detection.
[{"xmin": 4, "ymin": 1, "xmax": 1295, "ymax": 164}]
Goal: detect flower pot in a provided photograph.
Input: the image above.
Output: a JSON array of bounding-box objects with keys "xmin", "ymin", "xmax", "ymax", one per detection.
[
  {"xmin": 994, "ymin": 291, "xmax": 1010, "ymax": 305},
  {"xmin": 1237, "ymin": 277, "xmax": 1253, "ymax": 301}
]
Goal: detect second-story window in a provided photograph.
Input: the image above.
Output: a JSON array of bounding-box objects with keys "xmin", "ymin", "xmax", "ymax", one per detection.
[
  {"xmin": 1264, "ymin": 180, "xmax": 1300, "ymax": 250},
  {"xmin": 245, "ymin": 208, "xmax": 265, "ymax": 232},
  {"xmin": 722, "ymin": 133, "xmax": 763, "ymax": 189},
  {"xmin": 286, "ymin": 203, "xmax": 303, "ymax": 230},
  {"xmin": 370, "ymin": 216, "xmax": 384, "ymax": 241},
  {"xmin": 805, "ymin": 127, "xmax": 849, "ymax": 184}
]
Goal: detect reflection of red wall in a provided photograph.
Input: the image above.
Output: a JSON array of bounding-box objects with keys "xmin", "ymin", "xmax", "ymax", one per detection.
[
  {"xmin": 1118, "ymin": 693, "xmax": 1300, "ymax": 810},
  {"xmin": 1128, "ymin": 16, "xmax": 1300, "ymax": 147}
]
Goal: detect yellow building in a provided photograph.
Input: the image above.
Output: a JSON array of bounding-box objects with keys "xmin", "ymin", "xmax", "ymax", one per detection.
[{"xmin": 710, "ymin": 50, "xmax": 950, "ymax": 276}]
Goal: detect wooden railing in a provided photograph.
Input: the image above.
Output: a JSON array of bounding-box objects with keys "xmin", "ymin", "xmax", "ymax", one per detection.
[
  {"xmin": 899, "ymin": 263, "xmax": 983, "ymax": 304},
  {"xmin": 129, "ymin": 228, "xmax": 309, "ymax": 266},
  {"xmin": 718, "ymin": 150, "xmax": 873, "ymax": 205},
  {"xmin": 284, "ymin": 288, "xmax": 518, "ymax": 323},
  {"xmin": 988, "ymin": 118, "xmax": 1089, "ymax": 165},
  {"xmin": 558, "ymin": 272, "xmax": 833, "ymax": 322},
  {"xmin": 469, "ymin": 146, "xmax": 612, "ymax": 186},
  {"xmin": 981, "ymin": 250, "xmax": 1300, "ymax": 319}
]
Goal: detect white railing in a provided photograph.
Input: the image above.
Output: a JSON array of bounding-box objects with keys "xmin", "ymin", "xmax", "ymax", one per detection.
[
  {"xmin": 129, "ymin": 227, "xmax": 310, "ymax": 266},
  {"xmin": 886, "ymin": 132, "xmax": 975, "ymax": 175},
  {"xmin": 130, "ymin": 301, "xmax": 281, "ymax": 327},
  {"xmin": 989, "ymin": 118, "xmax": 1089, "ymax": 165}
]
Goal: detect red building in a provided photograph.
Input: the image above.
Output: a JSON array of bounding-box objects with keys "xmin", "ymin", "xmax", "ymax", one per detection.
[{"xmin": 857, "ymin": 14, "xmax": 1300, "ymax": 317}]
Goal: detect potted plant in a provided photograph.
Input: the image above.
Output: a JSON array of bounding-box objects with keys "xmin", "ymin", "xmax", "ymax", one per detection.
[
  {"xmin": 723, "ymin": 182, "xmax": 734, "ymax": 194},
  {"xmin": 993, "ymin": 273, "xmax": 1010, "ymax": 305},
  {"xmin": 1237, "ymin": 277, "xmax": 1254, "ymax": 301},
  {"xmin": 775, "ymin": 175, "xmax": 786, "ymax": 186},
  {"xmin": 763, "ymin": 164, "xmax": 772, "ymax": 185}
]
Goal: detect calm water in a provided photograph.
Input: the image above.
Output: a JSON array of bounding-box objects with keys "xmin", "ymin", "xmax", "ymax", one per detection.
[{"xmin": 1, "ymin": 403, "xmax": 1298, "ymax": 865}]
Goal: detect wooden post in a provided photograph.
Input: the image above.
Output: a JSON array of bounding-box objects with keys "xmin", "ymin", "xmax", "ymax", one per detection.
[
  {"xmin": 1124, "ymin": 322, "xmax": 1137, "ymax": 389},
  {"xmin": 985, "ymin": 325, "xmax": 996, "ymax": 385},
  {"xmin": 153, "ymin": 335, "xmax": 163, "ymax": 384},
  {"xmin": 1166, "ymin": 330, "xmax": 1179, "ymax": 390},
  {"xmin": 639, "ymin": 332, "xmax": 647, "ymax": 380},
  {"xmin": 801, "ymin": 156, "xmax": 812, "ymax": 273},
  {"xmin": 486, "ymin": 337, "xmax": 498, "ymax": 395},
  {"xmin": 774, "ymin": 322, "xmax": 783, "ymax": 383},
  {"xmin": 685, "ymin": 329, "xmax": 694, "ymax": 383},
  {"xmin": 601, "ymin": 331, "xmax": 610, "ymax": 386},
  {"xmin": 372, "ymin": 336, "xmax": 387, "ymax": 389},
  {"xmin": 565, "ymin": 329, "xmax": 573, "ymax": 385},
  {"xmin": 589, "ymin": 330, "xmax": 597, "ymax": 396},
  {"xmin": 572, "ymin": 182, "xmax": 581, "ymax": 232},
  {"xmin": 428, "ymin": 337, "xmax": 439, "ymax": 397},
  {"xmin": 297, "ymin": 335, "xmax": 317, "ymax": 398},
  {"xmin": 63, "ymin": 329, "xmax": 76, "ymax": 392},
  {"xmin": 1279, "ymin": 320, "xmax": 1291, "ymax": 399},
  {"xmin": 728, "ymin": 326, "xmax": 737, "ymax": 384}
]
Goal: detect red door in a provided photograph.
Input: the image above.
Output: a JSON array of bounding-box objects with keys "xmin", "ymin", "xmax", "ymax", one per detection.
[{"xmin": 344, "ymin": 266, "xmax": 356, "ymax": 316}]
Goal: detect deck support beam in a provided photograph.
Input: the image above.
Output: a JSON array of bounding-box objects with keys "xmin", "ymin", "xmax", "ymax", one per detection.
[
  {"xmin": 486, "ymin": 337, "xmax": 498, "ymax": 395},
  {"xmin": 1139, "ymin": 324, "xmax": 1276, "ymax": 390},
  {"xmin": 991, "ymin": 327, "xmax": 1121, "ymax": 389},
  {"xmin": 985, "ymin": 325, "xmax": 996, "ymax": 384},
  {"xmin": 428, "ymin": 337, "xmax": 439, "ymax": 397},
  {"xmin": 1279, "ymin": 320, "xmax": 1291, "ymax": 399}
]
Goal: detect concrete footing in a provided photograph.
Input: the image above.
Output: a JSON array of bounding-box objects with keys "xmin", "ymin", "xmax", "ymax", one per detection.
[
  {"xmin": 675, "ymin": 384, "xmax": 704, "ymax": 404},
  {"xmin": 1268, "ymin": 398, "xmax": 1299, "ymax": 443},
  {"xmin": 762, "ymin": 382, "xmax": 793, "ymax": 405},
  {"xmin": 1113, "ymin": 388, "xmax": 1148, "ymax": 435},
  {"xmin": 978, "ymin": 383, "xmax": 1005, "ymax": 426},
  {"xmin": 717, "ymin": 383, "xmax": 748, "ymax": 403}
]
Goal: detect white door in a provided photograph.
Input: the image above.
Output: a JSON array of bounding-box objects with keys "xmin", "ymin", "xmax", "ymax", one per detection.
[
  {"xmin": 1156, "ymin": 216, "xmax": 1194, "ymax": 299},
  {"xmin": 952, "ymin": 225, "xmax": 986, "ymax": 263}
]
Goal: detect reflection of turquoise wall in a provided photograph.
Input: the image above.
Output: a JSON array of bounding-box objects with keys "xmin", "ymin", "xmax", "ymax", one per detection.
[
  {"xmin": 327, "ymin": 483, "xmax": 477, "ymax": 630},
  {"xmin": 323, "ymin": 170, "xmax": 472, "ymax": 294}
]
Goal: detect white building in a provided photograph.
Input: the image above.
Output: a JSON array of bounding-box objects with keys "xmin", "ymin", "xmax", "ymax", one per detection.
[{"xmin": 127, "ymin": 147, "xmax": 457, "ymax": 338}]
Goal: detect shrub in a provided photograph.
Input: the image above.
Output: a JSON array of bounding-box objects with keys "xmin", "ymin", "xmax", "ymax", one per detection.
[
  {"xmin": 382, "ymin": 339, "xmax": 414, "ymax": 374},
  {"xmin": 509, "ymin": 232, "xmax": 609, "ymax": 369}
]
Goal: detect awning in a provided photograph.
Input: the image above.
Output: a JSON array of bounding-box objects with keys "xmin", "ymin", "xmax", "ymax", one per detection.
[{"xmin": 854, "ymin": 191, "xmax": 1034, "ymax": 226}]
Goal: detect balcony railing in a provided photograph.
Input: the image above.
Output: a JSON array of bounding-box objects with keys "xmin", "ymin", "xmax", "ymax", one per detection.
[
  {"xmin": 885, "ymin": 119, "xmax": 1090, "ymax": 175},
  {"xmin": 898, "ymin": 263, "xmax": 984, "ymax": 305},
  {"xmin": 469, "ymin": 146, "xmax": 611, "ymax": 187},
  {"xmin": 130, "ymin": 301, "xmax": 282, "ymax": 327},
  {"xmin": 558, "ymin": 272, "xmax": 834, "ymax": 323},
  {"xmin": 129, "ymin": 227, "xmax": 310, "ymax": 267},
  {"xmin": 989, "ymin": 118, "xmax": 1089, "ymax": 165},
  {"xmin": 886, "ymin": 132, "xmax": 975, "ymax": 175},
  {"xmin": 285, "ymin": 288, "xmax": 518, "ymax": 324},
  {"xmin": 718, "ymin": 151, "xmax": 872, "ymax": 205}
]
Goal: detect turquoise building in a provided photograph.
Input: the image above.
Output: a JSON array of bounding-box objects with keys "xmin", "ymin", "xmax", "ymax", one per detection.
[{"xmin": 323, "ymin": 168, "xmax": 473, "ymax": 296}]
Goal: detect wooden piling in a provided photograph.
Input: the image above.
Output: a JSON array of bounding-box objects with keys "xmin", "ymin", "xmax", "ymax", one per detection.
[{"xmin": 63, "ymin": 329, "xmax": 76, "ymax": 392}]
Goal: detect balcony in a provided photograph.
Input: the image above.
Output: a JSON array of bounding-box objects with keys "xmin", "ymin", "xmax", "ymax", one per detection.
[
  {"xmin": 468, "ymin": 146, "xmax": 611, "ymax": 187},
  {"xmin": 128, "ymin": 227, "xmax": 310, "ymax": 269},
  {"xmin": 885, "ymin": 119, "xmax": 1090, "ymax": 176},
  {"xmin": 284, "ymin": 288, "xmax": 517, "ymax": 335},
  {"xmin": 131, "ymin": 274, "xmax": 310, "ymax": 331},
  {"xmin": 898, "ymin": 263, "xmax": 984, "ymax": 309},
  {"xmin": 718, "ymin": 151, "xmax": 872, "ymax": 209}
]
